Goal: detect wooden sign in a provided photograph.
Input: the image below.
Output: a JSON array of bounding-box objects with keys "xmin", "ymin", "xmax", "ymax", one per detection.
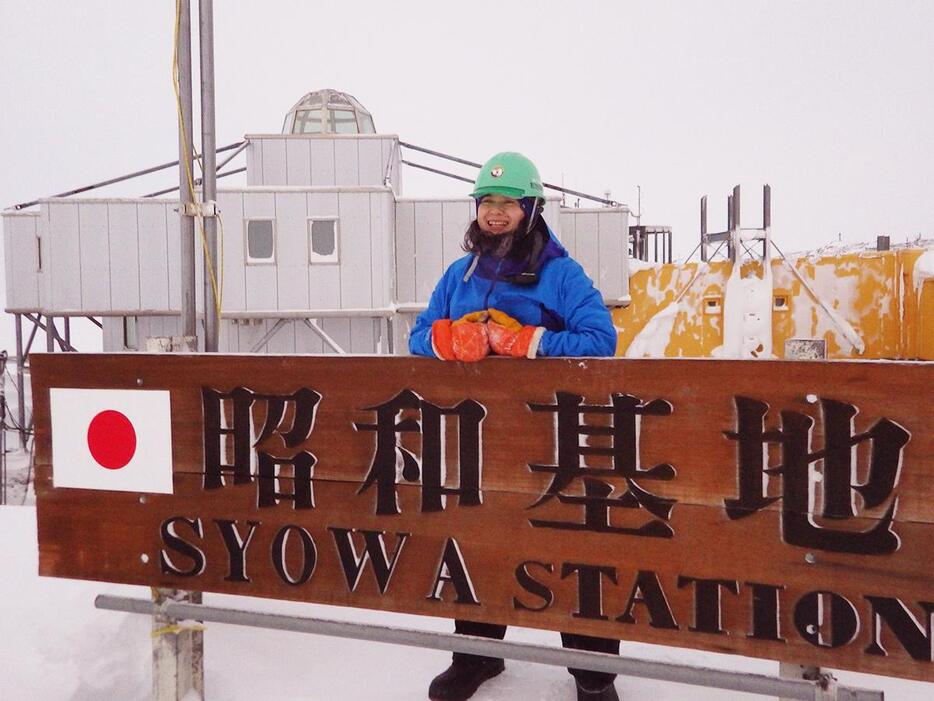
[{"xmin": 31, "ymin": 354, "xmax": 934, "ymax": 681}]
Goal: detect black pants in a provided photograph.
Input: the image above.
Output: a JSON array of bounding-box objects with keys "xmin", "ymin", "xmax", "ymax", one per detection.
[{"xmin": 452, "ymin": 620, "xmax": 619, "ymax": 691}]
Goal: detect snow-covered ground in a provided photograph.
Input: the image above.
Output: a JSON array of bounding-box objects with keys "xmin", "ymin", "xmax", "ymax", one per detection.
[
  {"xmin": 3, "ymin": 446, "xmax": 33, "ymax": 506},
  {"xmin": 3, "ymin": 506, "xmax": 933, "ymax": 700}
]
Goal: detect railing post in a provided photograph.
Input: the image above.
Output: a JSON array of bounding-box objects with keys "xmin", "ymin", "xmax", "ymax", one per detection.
[
  {"xmin": 14, "ymin": 313, "xmax": 26, "ymax": 449},
  {"xmin": 152, "ymin": 588, "xmax": 204, "ymax": 701}
]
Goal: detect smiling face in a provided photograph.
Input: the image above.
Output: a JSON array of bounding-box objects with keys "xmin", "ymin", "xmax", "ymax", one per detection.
[{"xmin": 477, "ymin": 195, "xmax": 525, "ymax": 236}]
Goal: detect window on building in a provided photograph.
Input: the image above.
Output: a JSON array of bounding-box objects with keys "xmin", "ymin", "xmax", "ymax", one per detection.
[
  {"xmin": 308, "ymin": 218, "xmax": 339, "ymax": 263},
  {"xmin": 292, "ymin": 108, "xmax": 324, "ymax": 134},
  {"xmin": 359, "ymin": 114, "xmax": 376, "ymax": 134},
  {"xmin": 704, "ymin": 297, "xmax": 722, "ymax": 315},
  {"xmin": 246, "ymin": 219, "xmax": 276, "ymax": 263},
  {"xmin": 123, "ymin": 316, "xmax": 138, "ymax": 350},
  {"xmin": 329, "ymin": 109, "xmax": 358, "ymax": 134},
  {"xmin": 284, "ymin": 90, "xmax": 377, "ymax": 135}
]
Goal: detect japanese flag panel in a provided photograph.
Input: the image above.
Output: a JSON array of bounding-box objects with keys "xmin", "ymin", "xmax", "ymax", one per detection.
[{"xmin": 50, "ymin": 388, "xmax": 174, "ymax": 493}]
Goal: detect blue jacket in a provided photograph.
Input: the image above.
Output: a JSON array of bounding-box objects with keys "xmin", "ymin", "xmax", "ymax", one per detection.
[{"xmin": 409, "ymin": 224, "xmax": 617, "ymax": 358}]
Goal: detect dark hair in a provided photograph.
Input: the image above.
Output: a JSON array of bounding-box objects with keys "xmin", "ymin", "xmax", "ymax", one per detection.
[
  {"xmin": 461, "ymin": 197, "xmax": 548, "ymax": 258},
  {"xmin": 461, "ymin": 218, "xmax": 547, "ymax": 260}
]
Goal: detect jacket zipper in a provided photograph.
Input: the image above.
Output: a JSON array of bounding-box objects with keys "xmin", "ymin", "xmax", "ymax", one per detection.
[{"xmin": 481, "ymin": 258, "xmax": 504, "ymax": 309}]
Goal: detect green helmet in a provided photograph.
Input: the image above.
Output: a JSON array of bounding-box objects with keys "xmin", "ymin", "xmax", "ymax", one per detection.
[{"xmin": 471, "ymin": 152, "xmax": 544, "ymax": 200}]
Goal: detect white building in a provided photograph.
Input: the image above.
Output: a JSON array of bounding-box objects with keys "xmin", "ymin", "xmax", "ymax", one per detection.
[{"xmin": 3, "ymin": 89, "xmax": 631, "ymax": 356}]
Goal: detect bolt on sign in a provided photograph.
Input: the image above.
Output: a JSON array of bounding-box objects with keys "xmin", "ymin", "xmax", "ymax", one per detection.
[{"xmin": 31, "ymin": 354, "xmax": 934, "ymax": 681}]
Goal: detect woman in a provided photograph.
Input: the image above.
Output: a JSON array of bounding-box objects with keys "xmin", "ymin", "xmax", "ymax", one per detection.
[
  {"xmin": 410, "ymin": 152, "xmax": 620, "ymax": 701},
  {"xmin": 409, "ymin": 152, "xmax": 616, "ymax": 362}
]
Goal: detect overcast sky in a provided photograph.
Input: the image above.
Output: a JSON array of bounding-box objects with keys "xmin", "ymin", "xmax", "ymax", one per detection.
[{"xmin": 2, "ymin": 1, "xmax": 932, "ymax": 254}]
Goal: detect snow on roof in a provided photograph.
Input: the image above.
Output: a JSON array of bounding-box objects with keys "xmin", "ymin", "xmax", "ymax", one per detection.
[{"xmin": 785, "ymin": 237, "xmax": 933, "ymax": 260}]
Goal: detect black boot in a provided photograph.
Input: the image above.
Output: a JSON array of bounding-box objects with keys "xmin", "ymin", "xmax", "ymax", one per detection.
[
  {"xmin": 576, "ymin": 681, "xmax": 619, "ymax": 701},
  {"xmin": 428, "ymin": 657, "xmax": 505, "ymax": 701}
]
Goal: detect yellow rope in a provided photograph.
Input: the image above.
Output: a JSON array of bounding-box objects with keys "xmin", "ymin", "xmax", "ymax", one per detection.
[
  {"xmin": 151, "ymin": 623, "xmax": 206, "ymax": 639},
  {"xmin": 150, "ymin": 587, "xmax": 206, "ymax": 637},
  {"xmin": 217, "ymin": 208, "xmax": 225, "ymax": 316},
  {"xmin": 173, "ymin": 0, "xmax": 223, "ymax": 324}
]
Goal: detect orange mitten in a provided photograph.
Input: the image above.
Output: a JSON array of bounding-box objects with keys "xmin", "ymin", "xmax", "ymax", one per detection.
[
  {"xmin": 431, "ymin": 319, "xmax": 457, "ymax": 360},
  {"xmin": 487, "ymin": 308, "xmax": 545, "ymax": 358},
  {"xmin": 450, "ymin": 311, "xmax": 490, "ymax": 362},
  {"xmin": 432, "ymin": 312, "xmax": 490, "ymax": 362}
]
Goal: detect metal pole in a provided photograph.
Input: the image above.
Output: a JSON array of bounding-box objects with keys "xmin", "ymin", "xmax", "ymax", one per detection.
[
  {"xmin": 636, "ymin": 184, "xmax": 642, "ymax": 225},
  {"xmin": 143, "ymin": 165, "xmax": 245, "ymax": 199},
  {"xmin": 770, "ymin": 240, "xmax": 866, "ymax": 354},
  {"xmin": 95, "ymin": 596, "xmax": 885, "ymax": 701},
  {"xmin": 199, "ymin": 0, "xmax": 219, "ymax": 352},
  {"xmin": 45, "ymin": 316, "xmax": 54, "ymax": 352},
  {"xmin": 400, "ymin": 159, "xmax": 475, "ymax": 186},
  {"xmin": 763, "ymin": 184, "xmax": 771, "ymax": 259},
  {"xmin": 9, "ymin": 142, "xmax": 243, "ymax": 211},
  {"xmin": 700, "ymin": 195, "xmax": 708, "ymax": 262},
  {"xmin": 398, "ymin": 141, "xmax": 482, "ymax": 168},
  {"xmin": 23, "ymin": 315, "xmax": 40, "ymax": 356},
  {"xmin": 177, "ymin": 0, "xmax": 197, "ymax": 343},
  {"xmin": 214, "ymin": 140, "xmax": 248, "ymax": 172},
  {"xmin": 729, "ymin": 186, "xmax": 741, "ymax": 263},
  {"xmin": 763, "ymin": 184, "xmax": 771, "ymax": 230},
  {"xmin": 398, "ymin": 142, "xmax": 619, "ymax": 206},
  {"xmin": 732, "ymin": 185, "xmax": 742, "ymax": 230},
  {"xmin": 14, "ymin": 314, "xmax": 26, "ymax": 450}
]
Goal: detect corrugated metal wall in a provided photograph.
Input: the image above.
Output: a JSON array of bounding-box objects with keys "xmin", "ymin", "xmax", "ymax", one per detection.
[
  {"xmin": 219, "ymin": 188, "xmax": 394, "ymax": 313},
  {"xmin": 246, "ymin": 134, "xmax": 401, "ymax": 190},
  {"xmin": 36, "ymin": 199, "xmax": 184, "ymax": 315},
  {"xmin": 3, "ymin": 212, "xmax": 41, "ymax": 310},
  {"xmin": 559, "ymin": 207, "xmax": 629, "ymax": 303}
]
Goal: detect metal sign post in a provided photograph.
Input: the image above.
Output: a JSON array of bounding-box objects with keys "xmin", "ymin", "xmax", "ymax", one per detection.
[
  {"xmin": 199, "ymin": 0, "xmax": 219, "ymax": 352},
  {"xmin": 164, "ymin": 2, "xmax": 203, "ymax": 697},
  {"xmin": 177, "ymin": 0, "xmax": 197, "ymax": 344}
]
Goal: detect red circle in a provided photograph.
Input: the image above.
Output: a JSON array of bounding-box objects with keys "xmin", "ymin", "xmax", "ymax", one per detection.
[{"xmin": 87, "ymin": 410, "xmax": 137, "ymax": 470}]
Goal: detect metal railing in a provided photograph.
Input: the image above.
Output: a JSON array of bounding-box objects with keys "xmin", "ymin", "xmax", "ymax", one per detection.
[
  {"xmin": 96, "ymin": 595, "xmax": 883, "ymax": 701},
  {"xmin": 9, "ymin": 141, "xmax": 247, "ymax": 210},
  {"xmin": 399, "ymin": 142, "xmax": 621, "ymax": 207},
  {"xmin": 630, "ymin": 225, "xmax": 673, "ymax": 264}
]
